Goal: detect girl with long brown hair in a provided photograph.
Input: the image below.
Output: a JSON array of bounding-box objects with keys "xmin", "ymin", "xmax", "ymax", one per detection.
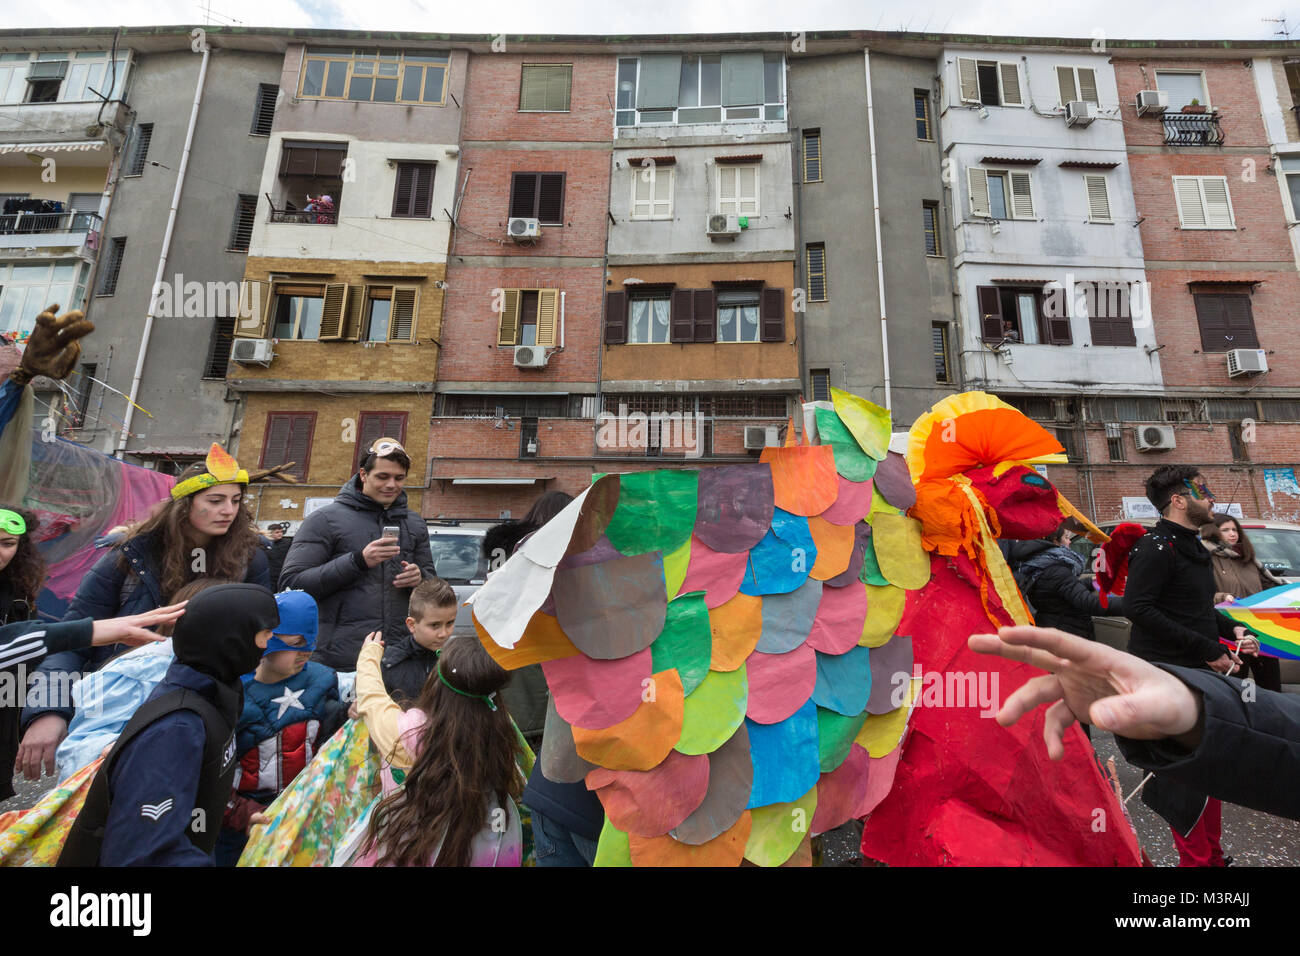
[
  {"xmin": 1202, "ymin": 513, "xmax": 1283, "ymax": 691},
  {"xmin": 1, "ymin": 504, "xmax": 47, "ymax": 799},
  {"xmin": 352, "ymin": 631, "xmax": 522, "ymax": 867}
]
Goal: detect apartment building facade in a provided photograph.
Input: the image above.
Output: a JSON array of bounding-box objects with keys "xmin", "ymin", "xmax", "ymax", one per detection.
[{"xmin": 230, "ymin": 40, "xmax": 464, "ymax": 521}]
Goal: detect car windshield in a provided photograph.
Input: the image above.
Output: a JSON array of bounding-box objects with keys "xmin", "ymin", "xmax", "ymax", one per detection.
[
  {"xmin": 429, "ymin": 533, "xmax": 488, "ymax": 584},
  {"xmin": 1244, "ymin": 528, "xmax": 1300, "ymax": 578}
]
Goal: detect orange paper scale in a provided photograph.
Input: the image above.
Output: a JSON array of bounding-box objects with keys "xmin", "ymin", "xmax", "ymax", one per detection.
[
  {"xmin": 708, "ymin": 592, "xmax": 763, "ymax": 672},
  {"xmin": 572, "ymin": 669, "xmax": 685, "ymax": 771},
  {"xmin": 806, "ymin": 516, "xmax": 855, "ymax": 580},
  {"xmin": 474, "ymin": 610, "xmax": 580, "ymax": 670},
  {"xmin": 628, "ymin": 810, "xmax": 753, "ymax": 866},
  {"xmin": 759, "ymin": 445, "xmax": 839, "ymax": 517}
]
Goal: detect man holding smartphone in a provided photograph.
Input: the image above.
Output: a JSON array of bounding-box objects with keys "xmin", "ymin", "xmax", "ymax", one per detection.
[{"xmin": 279, "ymin": 437, "xmax": 435, "ymax": 670}]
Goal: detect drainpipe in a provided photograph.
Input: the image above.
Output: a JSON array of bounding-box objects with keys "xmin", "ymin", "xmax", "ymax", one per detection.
[
  {"xmin": 863, "ymin": 49, "xmax": 892, "ymax": 419},
  {"xmin": 115, "ymin": 44, "xmax": 210, "ymax": 458}
]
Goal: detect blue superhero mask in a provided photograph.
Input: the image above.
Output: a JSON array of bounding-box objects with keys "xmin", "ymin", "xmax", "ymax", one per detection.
[{"xmin": 266, "ymin": 589, "xmax": 319, "ymax": 656}]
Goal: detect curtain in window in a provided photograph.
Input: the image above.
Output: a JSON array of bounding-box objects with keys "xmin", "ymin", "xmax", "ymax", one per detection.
[
  {"xmin": 721, "ymin": 52, "xmax": 764, "ymax": 106},
  {"xmin": 636, "ymin": 55, "xmax": 682, "ymax": 109}
]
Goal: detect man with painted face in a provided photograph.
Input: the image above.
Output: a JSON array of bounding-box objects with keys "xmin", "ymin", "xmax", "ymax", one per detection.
[
  {"xmin": 58, "ymin": 583, "xmax": 280, "ymax": 867},
  {"xmin": 1123, "ymin": 464, "xmax": 1259, "ymax": 868},
  {"xmin": 279, "ymin": 438, "xmax": 435, "ymax": 670}
]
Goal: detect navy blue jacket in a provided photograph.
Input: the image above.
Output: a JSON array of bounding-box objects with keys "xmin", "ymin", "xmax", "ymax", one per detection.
[
  {"xmin": 100, "ymin": 663, "xmax": 232, "ymax": 867},
  {"xmin": 21, "ymin": 530, "xmax": 269, "ymax": 730}
]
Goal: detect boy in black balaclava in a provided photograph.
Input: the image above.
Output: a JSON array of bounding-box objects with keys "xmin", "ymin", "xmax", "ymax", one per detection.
[{"xmin": 59, "ymin": 583, "xmax": 279, "ymax": 867}]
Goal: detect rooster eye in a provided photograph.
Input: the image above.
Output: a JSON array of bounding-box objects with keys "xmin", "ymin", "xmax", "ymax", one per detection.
[{"xmin": 1022, "ymin": 474, "xmax": 1049, "ymax": 489}]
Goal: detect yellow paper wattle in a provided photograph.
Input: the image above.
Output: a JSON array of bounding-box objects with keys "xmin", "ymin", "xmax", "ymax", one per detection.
[{"xmin": 169, "ymin": 443, "xmax": 249, "ymax": 500}]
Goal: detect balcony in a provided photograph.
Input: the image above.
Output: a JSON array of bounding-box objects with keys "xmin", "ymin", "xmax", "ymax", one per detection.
[
  {"xmin": 0, "ymin": 210, "xmax": 101, "ymax": 254},
  {"xmin": 1162, "ymin": 111, "xmax": 1224, "ymax": 147},
  {"xmin": 268, "ymin": 207, "xmax": 336, "ymax": 225}
]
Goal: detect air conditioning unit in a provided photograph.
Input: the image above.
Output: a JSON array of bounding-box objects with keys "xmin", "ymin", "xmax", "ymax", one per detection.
[
  {"xmin": 1065, "ymin": 101, "xmax": 1095, "ymax": 127},
  {"xmin": 1135, "ymin": 424, "xmax": 1176, "ymax": 452},
  {"xmin": 1227, "ymin": 348, "xmax": 1268, "ymax": 377},
  {"xmin": 706, "ymin": 213, "xmax": 740, "ymax": 240},
  {"xmin": 1135, "ymin": 90, "xmax": 1169, "ymax": 116},
  {"xmin": 230, "ymin": 338, "xmax": 273, "ymax": 366},
  {"xmin": 743, "ymin": 425, "xmax": 779, "ymax": 450},
  {"xmin": 513, "ymin": 345, "xmax": 549, "ymax": 368},
  {"xmin": 507, "ymin": 217, "xmax": 541, "ymax": 241}
]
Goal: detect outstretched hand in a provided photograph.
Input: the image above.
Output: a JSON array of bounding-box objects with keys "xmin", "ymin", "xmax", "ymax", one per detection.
[
  {"xmin": 10, "ymin": 304, "xmax": 94, "ymax": 385},
  {"xmin": 968, "ymin": 626, "xmax": 1204, "ymax": 760},
  {"xmin": 90, "ymin": 601, "xmax": 187, "ymax": 646}
]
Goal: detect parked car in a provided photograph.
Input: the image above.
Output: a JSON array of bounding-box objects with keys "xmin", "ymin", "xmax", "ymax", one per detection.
[{"xmin": 426, "ymin": 522, "xmax": 489, "ymax": 636}]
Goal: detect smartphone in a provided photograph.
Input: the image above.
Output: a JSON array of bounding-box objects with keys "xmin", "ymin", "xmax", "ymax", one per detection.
[{"xmin": 381, "ymin": 524, "xmax": 401, "ymax": 541}]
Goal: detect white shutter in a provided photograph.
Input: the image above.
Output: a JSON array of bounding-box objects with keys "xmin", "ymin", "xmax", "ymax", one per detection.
[
  {"xmin": 968, "ymin": 167, "xmax": 990, "ymax": 218},
  {"xmin": 1201, "ymin": 177, "xmax": 1234, "ymax": 228},
  {"xmin": 1078, "ymin": 68, "xmax": 1099, "ymax": 104},
  {"xmin": 999, "ymin": 63, "xmax": 1023, "ymax": 106},
  {"xmin": 653, "ymin": 167, "xmax": 673, "ymax": 218},
  {"xmin": 1056, "ymin": 66, "xmax": 1078, "ymax": 105},
  {"xmin": 632, "ymin": 169, "xmax": 653, "ymax": 218},
  {"xmin": 1084, "ymin": 175, "xmax": 1111, "ymax": 223},
  {"xmin": 1174, "ymin": 176, "xmax": 1207, "ymax": 228},
  {"xmin": 718, "ymin": 165, "xmax": 736, "ymax": 215},
  {"xmin": 958, "ymin": 57, "xmax": 979, "ymax": 103},
  {"xmin": 1009, "ymin": 170, "xmax": 1035, "ymax": 219},
  {"xmin": 738, "ymin": 166, "xmax": 758, "ymax": 214}
]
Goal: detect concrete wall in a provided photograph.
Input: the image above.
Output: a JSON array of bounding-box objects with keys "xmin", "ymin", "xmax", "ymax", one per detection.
[{"xmin": 75, "ymin": 47, "xmax": 281, "ymax": 459}]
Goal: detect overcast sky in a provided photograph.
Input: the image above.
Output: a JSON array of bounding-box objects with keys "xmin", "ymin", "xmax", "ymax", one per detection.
[{"xmin": 3, "ymin": 0, "xmax": 1300, "ymax": 42}]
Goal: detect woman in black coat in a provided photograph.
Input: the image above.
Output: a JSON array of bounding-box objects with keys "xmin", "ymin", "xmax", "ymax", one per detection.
[{"xmin": 1007, "ymin": 522, "xmax": 1124, "ymax": 641}]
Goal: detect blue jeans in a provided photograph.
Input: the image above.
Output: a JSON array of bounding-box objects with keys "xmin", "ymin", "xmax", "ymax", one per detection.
[{"xmin": 531, "ymin": 810, "xmax": 598, "ymax": 867}]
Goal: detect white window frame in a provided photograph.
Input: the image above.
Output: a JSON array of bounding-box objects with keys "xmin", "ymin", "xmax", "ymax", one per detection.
[
  {"xmin": 1280, "ymin": 155, "xmax": 1300, "ymax": 222},
  {"xmin": 1155, "ymin": 70, "xmax": 1210, "ymax": 111},
  {"xmin": 717, "ymin": 164, "xmax": 759, "ymax": 216},
  {"xmin": 956, "ymin": 57, "xmax": 1024, "ymax": 108},
  {"xmin": 1172, "ymin": 175, "xmax": 1235, "ymax": 230},
  {"xmin": 967, "ymin": 167, "xmax": 1035, "ymax": 221},
  {"xmin": 627, "ymin": 293, "xmax": 672, "ymax": 344},
  {"xmin": 1083, "ymin": 174, "xmax": 1112, "ymax": 224},
  {"xmin": 630, "ymin": 165, "xmax": 674, "ymax": 220},
  {"xmin": 1056, "ymin": 65, "xmax": 1099, "ymax": 106}
]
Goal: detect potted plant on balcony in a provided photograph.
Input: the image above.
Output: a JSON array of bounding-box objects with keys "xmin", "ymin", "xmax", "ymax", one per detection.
[{"xmin": 1184, "ymin": 98, "xmax": 1207, "ymax": 114}]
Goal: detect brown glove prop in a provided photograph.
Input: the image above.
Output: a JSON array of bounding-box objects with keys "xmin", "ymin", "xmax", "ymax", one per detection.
[{"xmin": 8, "ymin": 304, "xmax": 94, "ymax": 386}]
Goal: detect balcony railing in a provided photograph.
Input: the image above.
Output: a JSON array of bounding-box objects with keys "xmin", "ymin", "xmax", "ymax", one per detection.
[
  {"xmin": 1162, "ymin": 111, "xmax": 1224, "ymax": 147},
  {"xmin": 0, "ymin": 211, "xmax": 101, "ymax": 235},
  {"xmin": 268, "ymin": 208, "xmax": 336, "ymax": 225}
]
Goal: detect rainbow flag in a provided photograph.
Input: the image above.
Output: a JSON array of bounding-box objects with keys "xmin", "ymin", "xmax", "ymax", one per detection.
[{"xmin": 1216, "ymin": 582, "xmax": 1300, "ymax": 660}]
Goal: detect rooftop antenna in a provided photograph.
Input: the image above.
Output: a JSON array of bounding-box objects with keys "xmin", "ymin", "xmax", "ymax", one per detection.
[
  {"xmin": 1263, "ymin": 14, "xmax": 1297, "ymax": 38},
  {"xmin": 197, "ymin": 1, "xmax": 244, "ymax": 25}
]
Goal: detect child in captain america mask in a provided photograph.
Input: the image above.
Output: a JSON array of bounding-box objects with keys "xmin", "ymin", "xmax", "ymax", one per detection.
[{"xmin": 216, "ymin": 590, "xmax": 346, "ymax": 866}]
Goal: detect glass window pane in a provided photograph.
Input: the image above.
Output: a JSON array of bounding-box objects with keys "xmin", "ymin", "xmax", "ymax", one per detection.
[
  {"xmin": 402, "ymin": 65, "xmax": 422, "ymax": 101},
  {"xmin": 354, "ymin": 59, "xmax": 375, "ymax": 76},
  {"xmin": 0, "ymin": 289, "xmax": 19, "ymax": 334},
  {"xmin": 700, "ymin": 56, "xmax": 721, "ymax": 105},
  {"xmin": 1017, "ymin": 293, "xmax": 1039, "ymax": 344},
  {"xmin": 679, "ymin": 56, "xmax": 699, "ymax": 107},
  {"xmin": 740, "ymin": 306, "xmax": 759, "ymax": 341},
  {"xmin": 629, "ymin": 298, "xmax": 649, "ymax": 342},
  {"xmin": 764, "ymin": 56, "xmax": 781, "ymax": 104},
  {"xmin": 422, "ymin": 66, "xmax": 445, "ymax": 102},
  {"xmin": 1287, "ymin": 174, "xmax": 1300, "ymax": 219},
  {"xmin": 300, "ymin": 297, "xmax": 323, "ymax": 339},
  {"xmin": 377, "ymin": 60, "xmax": 399, "ymax": 77},
  {"xmin": 302, "ymin": 60, "xmax": 325, "ymax": 96},
  {"xmin": 53, "ymin": 263, "xmax": 76, "ymax": 282},
  {"xmin": 679, "ymin": 106, "xmax": 721, "ymax": 124},
  {"xmin": 617, "ymin": 60, "xmax": 637, "ymax": 110},
  {"xmin": 718, "ymin": 307, "xmax": 737, "ymax": 342},
  {"xmin": 348, "ymin": 76, "xmax": 373, "ymax": 101},
  {"xmin": 373, "ymin": 77, "xmax": 398, "ymax": 102},
  {"xmin": 367, "ymin": 297, "xmax": 391, "ymax": 340},
  {"xmin": 65, "ymin": 63, "xmax": 88, "ymax": 99},
  {"xmin": 324, "ymin": 61, "xmax": 347, "ymax": 97},
  {"xmin": 616, "ymin": 110, "xmax": 634, "ymax": 127},
  {"xmin": 11, "ymin": 263, "xmax": 50, "ymax": 281},
  {"xmin": 1156, "ymin": 72, "xmax": 1204, "ymax": 110},
  {"xmin": 988, "ymin": 174, "xmax": 1008, "ymax": 219},
  {"xmin": 652, "ymin": 298, "xmax": 670, "ymax": 342},
  {"xmin": 765, "ymin": 105, "xmax": 784, "ymax": 121},
  {"xmin": 273, "ymin": 297, "xmax": 296, "ymax": 338}
]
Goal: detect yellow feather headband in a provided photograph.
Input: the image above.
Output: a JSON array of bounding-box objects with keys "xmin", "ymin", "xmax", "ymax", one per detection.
[{"xmin": 170, "ymin": 443, "xmax": 250, "ymax": 500}]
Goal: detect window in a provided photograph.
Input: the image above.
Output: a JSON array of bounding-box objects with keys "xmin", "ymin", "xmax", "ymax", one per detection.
[
  {"xmin": 391, "ymin": 162, "xmax": 435, "ymax": 218},
  {"xmin": 932, "ymin": 324, "xmax": 951, "ymax": 383},
  {"xmin": 510, "ymin": 172, "xmax": 565, "ymax": 224},
  {"xmin": 914, "ymin": 90, "xmax": 932, "ymax": 139},
  {"xmin": 1054, "ymin": 426, "xmax": 1081, "ymax": 463},
  {"xmin": 614, "ymin": 53, "xmax": 785, "ymax": 127},
  {"xmin": 203, "ymin": 317, "xmax": 236, "ymax": 379},
  {"xmin": 717, "ymin": 289, "xmax": 761, "ymax": 343},
  {"xmin": 1082, "ymin": 282, "xmax": 1137, "ymax": 347},
  {"xmin": 956, "ymin": 58, "xmax": 1023, "ymax": 107},
  {"xmin": 1155, "ymin": 71, "xmax": 1208, "ymax": 111},
  {"xmin": 270, "ymin": 283, "xmax": 347, "ymax": 341},
  {"xmin": 96, "ymin": 237, "xmax": 126, "ymax": 296},
  {"xmin": 251, "ymin": 84, "xmax": 278, "ymax": 135},
  {"xmin": 1105, "ymin": 422, "xmax": 1126, "ymax": 462},
  {"xmin": 519, "ymin": 64, "xmax": 572, "ymax": 112},
  {"xmin": 275, "ymin": 141, "xmax": 346, "ymax": 222},
  {"xmin": 71, "ymin": 362, "xmax": 96, "ymax": 426},
  {"xmin": 1228, "ymin": 422, "xmax": 1249, "ymax": 462},
  {"xmin": 976, "ymin": 285, "xmax": 1071, "ymax": 345},
  {"xmin": 24, "ymin": 57, "xmax": 65, "ymax": 103},
  {"xmin": 628, "ymin": 294, "xmax": 671, "ymax": 344},
  {"xmin": 1083, "ymin": 175, "xmax": 1111, "ymax": 224},
  {"xmin": 805, "ymin": 244, "xmax": 827, "ymax": 302},
  {"xmin": 440, "ymin": 394, "xmax": 577, "ymax": 418},
  {"xmin": 1056, "ymin": 66, "xmax": 1099, "ymax": 106},
  {"xmin": 810, "ymin": 368, "xmax": 830, "ymax": 401},
  {"xmin": 923, "ymin": 202, "xmax": 942, "ymax": 255},
  {"xmin": 299, "ymin": 48, "xmax": 449, "ymax": 105},
  {"xmin": 968, "ymin": 168, "xmax": 1034, "ymax": 220},
  {"xmin": 802, "ymin": 128, "xmax": 822, "ymax": 182},
  {"xmin": 260, "ymin": 412, "xmax": 316, "ymax": 481},
  {"xmin": 0, "ymin": 51, "xmax": 127, "ymax": 105},
  {"xmin": 1193, "ymin": 293, "xmax": 1259, "ymax": 352},
  {"xmin": 353, "ymin": 411, "xmax": 408, "ymax": 472},
  {"xmin": 227, "ymin": 194, "xmax": 257, "ymax": 252},
  {"xmin": 1173, "ymin": 176, "xmax": 1234, "ymax": 229},
  {"xmin": 125, "ymin": 123, "xmax": 153, "ymax": 177},
  {"xmin": 520, "ymin": 418, "xmax": 539, "ymax": 458},
  {"xmin": 630, "ymin": 164, "xmax": 673, "ymax": 220},
  {"xmin": 0, "ymin": 261, "xmax": 85, "ymax": 335},
  {"xmin": 496, "ymin": 288, "xmax": 559, "ymax": 347},
  {"xmin": 1280, "ymin": 156, "xmax": 1300, "ymax": 221},
  {"xmin": 717, "ymin": 164, "xmax": 759, "ymax": 216},
  {"xmin": 361, "ymin": 286, "xmax": 418, "ymax": 343}
]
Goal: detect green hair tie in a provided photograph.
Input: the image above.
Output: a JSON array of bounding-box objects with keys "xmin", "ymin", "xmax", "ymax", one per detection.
[{"xmin": 436, "ymin": 659, "xmax": 498, "ymax": 711}]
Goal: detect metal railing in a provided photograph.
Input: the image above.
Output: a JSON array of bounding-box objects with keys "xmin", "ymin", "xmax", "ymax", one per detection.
[
  {"xmin": 1162, "ymin": 111, "xmax": 1224, "ymax": 146},
  {"xmin": 0, "ymin": 210, "xmax": 101, "ymax": 235},
  {"xmin": 268, "ymin": 208, "xmax": 337, "ymax": 225}
]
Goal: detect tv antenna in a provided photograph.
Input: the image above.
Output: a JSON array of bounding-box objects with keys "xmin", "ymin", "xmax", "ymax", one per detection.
[{"xmin": 1263, "ymin": 14, "xmax": 1297, "ymax": 38}]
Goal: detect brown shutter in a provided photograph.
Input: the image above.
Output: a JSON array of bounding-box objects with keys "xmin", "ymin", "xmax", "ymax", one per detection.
[
  {"xmin": 510, "ymin": 173, "xmax": 537, "ymax": 219},
  {"xmin": 235, "ymin": 279, "xmax": 271, "ymax": 337},
  {"xmin": 693, "ymin": 289, "xmax": 716, "ymax": 342},
  {"xmin": 1194, "ymin": 294, "xmax": 1229, "ymax": 352},
  {"xmin": 354, "ymin": 412, "xmax": 384, "ymax": 472},
  {"xmin": 670, "ymin": 289, "xmax": 695, "ymax": 343},
  {"xmin": 1222, "ymin": 295, "xmax": 1259, "ymax": 349},
  {"xmin": 263, "ymin": 412, "xmax": 315, "ymax": 481},
  {"xmin": 392, "ymin": 163, "xmax": 415, "ymax": 217},
  {"xmin": 343, "ymin": 284, "xmax": 364, "ymax": 340},
  {"xmin": 1042, "ymin": 292, "xmax": 1071, "ymax": 345},
  {"xmin": 318, "ymin": 283, "xmax": 349, "ymax": 340},
  {"xmin": 604, "ymin": 290, "xmax": 627, "ymax": 344},
  {"xmin": 759, "ymin": 288, "xmax": 785, "ymax": 342},
  {"xmin": 977, "ymin": 285, "xmax": 1003, "ymax": 341},
  {"xmin": 497, "ymin": 289, "xmax": 521, "ymax": 345},
  {"xmin": 412, "ymin": 164, "xmax": 434, "ymax": 218},
  {"xmin": 537, "ymin": 173, "xmax": 565, "ymax": 224},
  {"xmin": 388, "ymin": 287, "xmax": 417, "ymax": 342},
  {"xmin": 262, "ymin": 414, "xmax": 291, "ymax": 468},
  {"xmin": 285, "ymin": 415, "xmax": 315, "ymax": 480}
]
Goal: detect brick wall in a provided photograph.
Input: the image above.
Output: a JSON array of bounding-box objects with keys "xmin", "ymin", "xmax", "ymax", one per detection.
[
  {"xmin": 1115, "ymin": 59, "xmax": 1269, "ymax": 148},
  {"xmin": 461, "ymin": 53, "xmax": 616, "ymax": 143}
]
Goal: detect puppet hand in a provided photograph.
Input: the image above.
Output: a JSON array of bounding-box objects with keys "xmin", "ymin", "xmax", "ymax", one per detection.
[{"xmin": 10, "ymin": 304, "xmax": 94, "ymax": 385}]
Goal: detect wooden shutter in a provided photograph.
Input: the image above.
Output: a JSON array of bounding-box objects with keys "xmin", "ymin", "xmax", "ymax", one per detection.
[
  {"xmin": 1201, "ymin": 178, "xmax": 1233, "ymax": 228},
  {"xmin": 251, "ymin": 84, "xmax": 278, "ymax": 135},
  {"xmin": 693, "ymin": 289, "xmax": 716, "ymax": 342},
  {"xmin": 318, "ymin": 283, "xmax": 349, "ymax": 340},
  {"xmin": 1041, "ymin": 292, "xmax": 1071, "ymax": 345},
  {"xmin": 497, "ymin": 289, "xmax": 521, "ymax": 345},
  {"xmin": 999, "ymin": 63, "xmax": 1022, "ymax": 106},
  {"xmin": 976, "ymin": 285, "xmax": 1003, "ymax": 341},
  {"xmin": 537, "ymin": 173, "xmax": 565, "ymax": 224},
  {"xmin": 510, "ymin": 174, "xmax": 537, "ymax": 219},
  {"xmin": 759, "ymin": 288, "xmax": 785, "ymax": 342},
  {"xmin": 803, "ymin": 129, "xmax": 822, "ymax": 182},
  {"xmin": 1222, "ymin": 295, "xmax": 1259, "ymax": 348},
  {"xmin": 392, "ymin": 164, "xmax": 415, "ymax": 217},
  {"xmin": 1194, "ymin": 295, "xmax": 1230, "ymax": 351},
  {"xmin": 354, "ymin": 411, "xmax": 408, "ymax": 472},
  {"xmin": 604, "ymin": 290, "xmax": 627, "ymax": 344},
  {"xmin": 285, "ymin": 416, "xmax": 314, "ymax": 480},
  {"xmin": 388, "ymin": 287, "xmax": 417, "ymax": 342},
  {"xmin": 1056, "ymin": 66, "xmax": 1078, "ymax": 105},
  {"xmin": 968, "ymin": 167, "xmax": 990, "ymax": 218},
  {"xmin": 535, "ymin": 290, "xmax": 558, "ymax": 347},
  {"xmin": 235, "ymin": 279, "xmax": 271, "ymax": 337},
  {"xmin": 670, "ymin": 289, "xmax": 695, "ymax": 343},
  {"xmin": 958, "ymin": 57, "xmax": 979, "ymax": 103},
  {"xmin": 1009, "ymin": 171, "xmax": 1035, "ymax": 219},
  {"xmin": 1078, "ymin": 68, "xmax": 1098, "ymax": 104},
  {"xmin": 1084, "ymin": 175, "xmax": 1111, "ymax": 222},
  {"xmin": 261, "ymin": 412, "xmax": 315, "ymax": 481},
  {"xmin": 343, "ymin": 284, "xmax": 364, "ymax": 340},
  {"xmin": 1174, "ymin": 177, "xmax": 1207, "ymax": 227}
]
